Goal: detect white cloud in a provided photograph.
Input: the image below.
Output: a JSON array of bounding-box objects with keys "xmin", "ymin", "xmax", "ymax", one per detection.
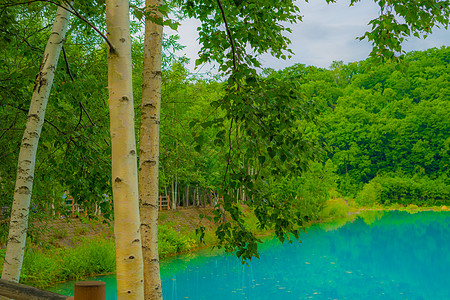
[{"xmin": 166, "ymin": 0, "xmax": 450, "ymax": 72}]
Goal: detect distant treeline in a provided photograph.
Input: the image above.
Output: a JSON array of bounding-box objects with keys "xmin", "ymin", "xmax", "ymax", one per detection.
[
  {"xmin": 1, "ymin": 43, "xmax": 449, "ymax": 219},
  {"xmin": 281, "ymin": 46, "xmax": 449, "ymax": 205}
]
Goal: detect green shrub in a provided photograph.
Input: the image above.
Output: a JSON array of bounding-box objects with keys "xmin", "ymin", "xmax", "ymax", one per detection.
[
  {"xmin": 374, "ymin": 174, "xmax": 450, "ymax": 206},
  {"xmin": 21, "ymin": 248, "xmax": 60, "ymax": 287},
  {"xmin": 0, "ymin": 221, "xmax": 9, "ymax": 246},
  {"xmin": 0, "ymin": 249, "xmax": 6, "ymax": 272},
  {"xmin": 406, "ymin": 204, "xmax": 419, "ymax": 212},
  {"xmin": 355, "ymin": 181, "xmax": 382, "ymax": 207},
  {"xmin": 319, "ymin": 198, "xmax": 349, "ymax": 219},
  {"xmin": 262, "ymin": 160, "xmax": 338, "ymax": 221},
  {"xmin": 387, "ymin": 202, "xmax": 404, "ymax": 210},
  {"xmin": 354, "ymin": 174, "xmax": 450, "ymax": 207},
  {"xmin": 158, "ymin": 224, "xmax": 195, "ymax": 258}
]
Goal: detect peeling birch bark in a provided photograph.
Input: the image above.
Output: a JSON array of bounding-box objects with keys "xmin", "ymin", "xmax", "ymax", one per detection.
[{"xmin": 1, "ymin": 2, "xmax": 71, "ymax": 285}]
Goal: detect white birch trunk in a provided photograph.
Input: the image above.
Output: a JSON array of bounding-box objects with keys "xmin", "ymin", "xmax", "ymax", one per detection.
[
  {"xmin": 105, "ymin": 0, "xmax": 144, "ymax": 298},
  {"xmin": 1, "ymin": 3, "xmax": 70, "ymax": 284},
  {"xmin": 171, "ymin": 179, "xmax": 176, "ymax": 210},
  {"xmin": 139, "ymin": 0, "xmax": 164, "ymax": 298}
]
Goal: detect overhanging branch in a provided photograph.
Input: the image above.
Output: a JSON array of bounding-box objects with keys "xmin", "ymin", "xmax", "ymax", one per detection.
[
  {"xmin": 0, "ymin": 0, "xmax": 116, "ymax": 52},
  {"xmin": 216, "ymin": 0, "xmax": 237, "ymax": 72}
]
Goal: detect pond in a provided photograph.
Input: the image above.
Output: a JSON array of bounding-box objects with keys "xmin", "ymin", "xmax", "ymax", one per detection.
[{"xmin": 50, "ymin": 211, "xmax": 450, "ymax": 299}]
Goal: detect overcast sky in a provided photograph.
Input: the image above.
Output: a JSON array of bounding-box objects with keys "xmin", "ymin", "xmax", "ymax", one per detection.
[{"xmin": 165, "ymin": 0, "xmax": 450, "ymax": 73}]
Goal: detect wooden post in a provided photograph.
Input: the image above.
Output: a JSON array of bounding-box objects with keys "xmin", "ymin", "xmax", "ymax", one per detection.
[{"xmin": 73, "ymin": 281, "xmax": 106, "ymax": 300}]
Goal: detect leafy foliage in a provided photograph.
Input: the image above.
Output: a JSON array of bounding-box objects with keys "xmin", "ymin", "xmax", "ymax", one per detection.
[
  {"xmin": 1, "ymin": 0, "xmax": 449, "ymax": 269},
  {"xmin": 354, "ymin": 0, "xmax": 450, "ymax": 60},
  {"xmin": 158, "ymin": 224, "xmax": 195, "ymax": 258}
]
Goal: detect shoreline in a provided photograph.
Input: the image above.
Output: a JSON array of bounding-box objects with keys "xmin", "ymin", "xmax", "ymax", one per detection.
[{"xmin": 2, "ymin": 204, "xmax": 450, "ymax": 289}]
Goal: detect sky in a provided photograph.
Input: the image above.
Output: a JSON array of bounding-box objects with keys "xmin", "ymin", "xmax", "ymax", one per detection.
[{"xmin": 165, "ymin": 0, "xmax": 450, "ymax": 73}]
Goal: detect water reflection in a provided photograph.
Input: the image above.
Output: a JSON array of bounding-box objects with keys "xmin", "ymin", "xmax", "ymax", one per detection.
[{"xmin": 50, "ymin": 211, "xmax": 450, "ymax": 300}]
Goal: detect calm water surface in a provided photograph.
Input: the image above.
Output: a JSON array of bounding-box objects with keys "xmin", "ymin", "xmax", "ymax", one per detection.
[{"xmin": 50, "ymin": 211, "xmax": 450, "ymax": 299}]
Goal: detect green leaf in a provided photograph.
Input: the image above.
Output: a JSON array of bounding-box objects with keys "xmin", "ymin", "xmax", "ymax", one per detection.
[{"xmin": 258, "ymin": 155, "xmax": 266, "ymax": 164}]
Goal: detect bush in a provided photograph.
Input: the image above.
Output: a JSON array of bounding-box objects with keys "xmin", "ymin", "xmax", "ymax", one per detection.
[
  {"xmin": 0, "ymin": 249, "xmax": 6, "ymax": 272},
  {"xmin": 354, "ymin": 174, "xmax": 450, "ymax": 207},
  {"xmin": 0, "ymin": 224, "xmax": 201, "ymax": 288},
  {"xmin": 319, "ymin": 198, "xmax": 349, "ymax": 219},
  {"xmin": 355, "ymin": 181, "xmax": 382, "ymax": 207},
  {"xmin": 21, "ymin": 247, "xmax": 59, "ymax": 287},
  {"xmin": 158, "ymin": 224, "xmax": 195, "ymax": 258},
  {"xmin": 263, "ymin": 160, "xmax": 338, "ymax": 221},
  {"xmin": 375, "ymin": 175, "xmax": 450, "ymax": 206}
]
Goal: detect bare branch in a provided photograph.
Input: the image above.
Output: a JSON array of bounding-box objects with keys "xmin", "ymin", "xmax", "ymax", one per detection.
[
  {"xmin": 0, "ymin": 112, "xmax": 19, "ymax": 140},
  {"xmin": 74, "ymin": 101, "xmax": 83, "ymax": 131},
  {"xmin": 11, "ymin": 105, "xmax": 65, "ymax": 134},
  {"xmin": 62, "ymin": 46, "xmax": 74, "ymax": 81},
  {"xmin": 216, "ymin": 0, "xmax": 237, "ymax": 71},
  {"xmin": 79, "ymin": 101, "xmax": 94, "ymax": 126}
]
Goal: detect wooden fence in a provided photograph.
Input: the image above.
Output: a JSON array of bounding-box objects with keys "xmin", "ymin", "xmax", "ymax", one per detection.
[{"xmin": 0, "ymin": 279, "xmax": 105, "ymax": 300}]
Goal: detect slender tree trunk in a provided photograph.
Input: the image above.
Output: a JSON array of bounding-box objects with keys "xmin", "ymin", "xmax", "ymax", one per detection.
[
  {"xmin": 171, "ymin": 178, "xmax": 176, "ymax": 210},
  {"xmin": 105, "ymin": 0, "xmax": 144, "ymax": 298},
  {"xmin": 175, "ymin": 176, "xmax": 178, "ymax": 206},
  {"xmin": 139, "ymin": 0, "xmax": 163, "ymax": 298},
  {"xmin": 186, "ymin": 185, "xmax": 189, "ymax": 207},
  {"xmin": 193, "ymin": 185, "xmax": 195, "ymax": 206},
  {"xmin": 1, "ymin": 3, "xmax": 70, "ymax": 285}
]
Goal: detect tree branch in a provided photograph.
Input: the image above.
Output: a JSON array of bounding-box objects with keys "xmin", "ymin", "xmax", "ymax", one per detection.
[
  {"xmin": 0, "ymin": 112, "xmax": 19, "ymax": 140},
  {"xmin": 216, "ymin": 0, "xmax": 237, "ymax": 71},
  {"xmin": 62, "ymin": 46, "xmax": 74, "ymax": 81},
  {"xmin": 0, "ymin": 28, "xmax": 40, "ymax": 51},
  {"xmin": 222, "ymin": 118, "xmax": 234, "ymax": 189},
  {"xmin": 74, "ymin": 101, "xmax": 84, "ymax": 131},
  {"xmin": 79, "ymin": 101, "xmax": 94, "ymax": 126},
  {"xmin": 0, "ymin": 0, "xmax": 116, "ymax": 52},
  {"xmin": 12, "ymin": 105, "xmax": 65, "ymax": 134}
]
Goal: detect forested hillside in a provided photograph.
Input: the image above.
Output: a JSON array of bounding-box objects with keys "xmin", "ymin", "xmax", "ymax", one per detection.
[
  {"xmin": 1, "ymin": 42, "xmax": 449, "ymax": 219},
  {"xmin": 312, "ymin": 47, "xmax": 449, "ymax": 205}
]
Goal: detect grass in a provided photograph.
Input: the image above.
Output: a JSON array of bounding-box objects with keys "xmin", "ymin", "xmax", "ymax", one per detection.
[
  {"xmin": 0, "ymin": 238, "xmax": 116, "ymax": 288},
  {"xmin": 52, "ymin": 228, "xmax": 68, "ymax": 239},
  {"xmin": 74, "ymin": 227, "xmax": 88, "ymax": 235},
  {"xmin": 0, "ymin": 223, "xmax": 201, "ymax": 288}
]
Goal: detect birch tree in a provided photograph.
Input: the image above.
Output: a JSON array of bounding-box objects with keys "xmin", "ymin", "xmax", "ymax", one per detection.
[
  {"xmin": 139, "ymin": 0, "xmax": 164, "ymax": 299},
  {"xmin": 1, "ymin": 2, "xmax": 70, "ymax": 284},
  {"xmin": 105, "ymin": 0, "xmax": 145, "ymax": 298},
  {"xmin": 174, "ymin": 0, "xmax": 450, "ymax": 262}
]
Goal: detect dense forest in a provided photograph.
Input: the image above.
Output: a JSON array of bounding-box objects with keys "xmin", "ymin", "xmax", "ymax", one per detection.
[
  {"xmin": 1, "ymin": 40, "xmax": 449, "ymax": 218},
  {"xmin": 292, "ymin": 47, "xmax": 450, "ymax": 206}
]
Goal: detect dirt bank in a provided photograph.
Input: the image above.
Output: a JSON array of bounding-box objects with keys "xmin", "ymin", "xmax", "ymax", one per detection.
[{"xmin": 30, "ymin": 206, "xmax": 217, "ymax": 248}]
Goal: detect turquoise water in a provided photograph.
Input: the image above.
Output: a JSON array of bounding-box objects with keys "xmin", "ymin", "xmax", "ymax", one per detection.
[{"xmin": 50, "ymin": 211, "xmax": 450, "ymax": 299}]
